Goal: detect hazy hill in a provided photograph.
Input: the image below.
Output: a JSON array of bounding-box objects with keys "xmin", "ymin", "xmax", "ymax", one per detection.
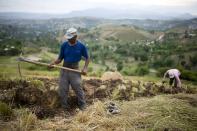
[
  {"xmin": 80, "ymin": 24, "xmax": 157, "ymax": 42},
  {"xmin": 165, "ymin": 18, "xmax": 197, "ymax": 33},
  {"xmin": 0, "ymin": 14, "xmax": 196, "ymax": 31},
  {"xmin": 0, "ymin": 9, "xmax": 196, "ymax": 20}
]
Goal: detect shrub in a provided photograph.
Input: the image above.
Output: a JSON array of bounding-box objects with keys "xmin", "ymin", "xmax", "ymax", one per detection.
[
  {"xmin": 189, "ymin": 55, "xmax": 197, "ymax": 66},
  {"xmin": 139, "ymin": 53, "xmax": 148, "ymax": 61},
  {"xmin": 121, "ymin": 67, "xmax": 135, "ymax": 76},
  {"xmin": 157, "ymin": 67, "xmax": 169, "ymax": 77},
  {"xmin": 116, "ymin": 61, "xmax": 123, "ymax": 71},
  {"xmin": 152, "ymin": 57, "xmax": 174, "ymax": 68},
  {"xmin": 135, "ymin": 66, "xmax": 149, "ymax": 76},
  {"xmin": 0, "ymin": 101, "xmax": 13, "ymax": 119},
  {"xmin": 164, "ymin": 58, "xmax": 174, "ymax": 67},
  {"xmin": 180, "ymin": 69, "xmax": 197, "ymax": 82}
]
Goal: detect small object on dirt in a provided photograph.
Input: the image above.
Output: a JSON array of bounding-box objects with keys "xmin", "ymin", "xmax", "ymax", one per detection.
[
  {"xmin": 32, "ymin": 106, "xmax": 55, "ymax": 119},
  {"xmin": 106, "ymin": 102, "xmax": 120, "ymax": 114},
  {"xmin": 101, "ymin": 71, "xmax": 123, "ymax": 81},
  {"xmin": 162, "ymin": 80, "xmax": 166, "ymax": 84}
]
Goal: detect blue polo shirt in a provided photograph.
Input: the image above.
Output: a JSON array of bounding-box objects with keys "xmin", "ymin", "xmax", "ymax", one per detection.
[{"xmin": 58, "ymin": 40, "xmax": 89, "ymax": 63}]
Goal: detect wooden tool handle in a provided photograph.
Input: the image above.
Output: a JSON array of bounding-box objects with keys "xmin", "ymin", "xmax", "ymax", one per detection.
[{"xmin": 18, "ymin": 57, "xmax": 82, "ymax": 74}]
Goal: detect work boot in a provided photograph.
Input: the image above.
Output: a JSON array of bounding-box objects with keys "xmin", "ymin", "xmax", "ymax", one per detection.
[
  {"xmin": 79, "ymin": 104, "xmax": 87, "ymax": 111},
  {"xmin": 63, "ymin": 105, "xmax": 71, "ymax": 112}
]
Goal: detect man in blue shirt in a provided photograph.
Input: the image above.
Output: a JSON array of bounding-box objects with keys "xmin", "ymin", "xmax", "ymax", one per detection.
[{"xmin": 50, "ymin": 28, "xmax": 89, "ymax": 111}]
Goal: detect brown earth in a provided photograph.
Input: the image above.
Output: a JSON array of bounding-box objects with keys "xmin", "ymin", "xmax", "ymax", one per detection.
[{"xmin": 0, "ymin": 77, "xmax": 195, "ymax": 119}]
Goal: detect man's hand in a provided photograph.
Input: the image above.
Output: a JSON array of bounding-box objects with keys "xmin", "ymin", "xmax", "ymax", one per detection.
[
  {"xmin": 81, "ymin": 59, "xmax": 89, "ymax": 75},
  {"xmin": 162, "ymin": 79, "xmax": 166, "ymax": 84},
  {"xmin": 177, "ymin": 83, "xmax": 181, "ymax": 88},
  {"xmin": 81, "ymin": 68, "xmax": 88, "ymax": 75},
  {"xmin": 48, "ymin": 62, "xmax": 55, "ymax": 70},
  {"xmin": 48, "ymin": 59, "xmax": 62, "ymax": 70}
]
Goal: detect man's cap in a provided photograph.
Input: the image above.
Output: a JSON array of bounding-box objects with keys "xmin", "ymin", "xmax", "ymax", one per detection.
[{"xmin": 65, "ymin": 27, "xmax": 77, "ymax": 40}]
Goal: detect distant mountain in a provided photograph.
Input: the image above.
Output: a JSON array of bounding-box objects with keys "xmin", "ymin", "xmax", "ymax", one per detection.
[
  {"xmin": 0, "ymin": 13, "xmax": 196, "ymax": 31},
  {"xmin": 65, "ymin": 8, "xmax": 196, "ymax": 20},
  {"xmin": 0, "ymin": 12, "xmax": 63, "ymax": 19},
  {"xmin": 0, "ymin": 9, "xmax": 196, "ymax": 20}
]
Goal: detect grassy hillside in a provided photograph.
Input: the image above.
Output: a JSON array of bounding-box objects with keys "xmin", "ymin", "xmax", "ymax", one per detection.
[
  {"xmin": 94, "ymin": 24, "xmax": 156, "ymax": 42},
  {"xmin": 0, "ymin": 17, "xmax": 197, "ymax": 81}
]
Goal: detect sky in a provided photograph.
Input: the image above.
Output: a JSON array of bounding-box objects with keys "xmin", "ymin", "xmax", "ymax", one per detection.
[{"xmin": 0, "ymin": 0, "xmax": 197, "ymax": 15}]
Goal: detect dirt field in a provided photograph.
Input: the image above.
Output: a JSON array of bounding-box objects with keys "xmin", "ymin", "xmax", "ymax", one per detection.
[{"xmin": 0, "ymin": 77, "xmax": 197, "ymax": 130}]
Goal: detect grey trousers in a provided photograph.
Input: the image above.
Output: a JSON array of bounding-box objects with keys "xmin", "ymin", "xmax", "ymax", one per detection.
[{"xmin": 58, "ymin": 69, "xmax": 86, "ymax": 109}]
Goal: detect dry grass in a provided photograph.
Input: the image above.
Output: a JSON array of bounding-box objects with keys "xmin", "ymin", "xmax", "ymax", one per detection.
[
  {"xmin": 55, "ymin": 94, "xmax": 197, "ymax": 131},
  {"xmin": 1, "ymin": 94, "xmax": 196, "ymax": 131},
  {"xmin": 15, "ymin": 108, "xmax": 38, "ymax": 131}
]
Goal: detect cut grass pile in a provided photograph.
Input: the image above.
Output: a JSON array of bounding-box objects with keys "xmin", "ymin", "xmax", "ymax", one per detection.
[
  {"xmin": 1, "ymin": 94, "xmax": 196, "ymax": 130},
  {"xmin": 65, "ymin": 94, "xmax": 197, "ymax": 131},
  {"xmin": 1, "ymin": 93, "xmax": 192, "ymax": 131}
]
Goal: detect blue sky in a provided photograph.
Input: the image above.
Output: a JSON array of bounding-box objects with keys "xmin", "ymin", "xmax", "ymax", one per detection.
[{"xmin": 0, "ymin": 0, "xmax": 196, "ymax": 15}]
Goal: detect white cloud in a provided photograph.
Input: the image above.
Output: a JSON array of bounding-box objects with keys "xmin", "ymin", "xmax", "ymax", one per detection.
[
  {"xmin": 0, "ymin": 0, "xmax": 196, "ymax": 14},
  {"xmin": 86, "ymin": 0, "xmax": 196, "ymax": 6}
]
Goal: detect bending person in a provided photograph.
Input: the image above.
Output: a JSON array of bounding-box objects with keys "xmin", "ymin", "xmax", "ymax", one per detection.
[{"xmin": 163, "ymin": 69, "xmax": 181, "ymax": 88}]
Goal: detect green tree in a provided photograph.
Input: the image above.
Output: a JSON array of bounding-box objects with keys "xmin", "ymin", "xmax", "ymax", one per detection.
[
  {"xmin": 117, "ymin": 61, "xmax": 123, "ymax": 71},
  {"xmin": 135, "ymin": 66, "xmax": 149, "ymax": 76}
]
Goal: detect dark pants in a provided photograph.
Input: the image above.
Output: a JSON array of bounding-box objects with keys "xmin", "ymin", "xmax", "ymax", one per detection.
[
  {"xmin": 58, "ymin": 69, "xmax": 86, "ymax": 109},
  {"xmin": 169, "ymin": 78, "xmax": 178, "ymax": 87}
]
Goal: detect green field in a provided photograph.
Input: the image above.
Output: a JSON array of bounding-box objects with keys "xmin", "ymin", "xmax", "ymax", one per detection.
[
  {"xmin": 0, "ymin": 56, "xmax": 58, "ymax": 78},
  {"xmin": 0, "ymin": 54, "xmax": 106, "ymax": 79},
  {"xmin": 1, "ymin": 55, "xmax": 196, "ymax": 88}
]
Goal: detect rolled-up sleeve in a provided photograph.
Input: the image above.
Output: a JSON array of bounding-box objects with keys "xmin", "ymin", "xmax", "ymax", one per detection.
[{"xmin": 175, "ymin": 75, "xmax": 181, "ymax": 87}]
